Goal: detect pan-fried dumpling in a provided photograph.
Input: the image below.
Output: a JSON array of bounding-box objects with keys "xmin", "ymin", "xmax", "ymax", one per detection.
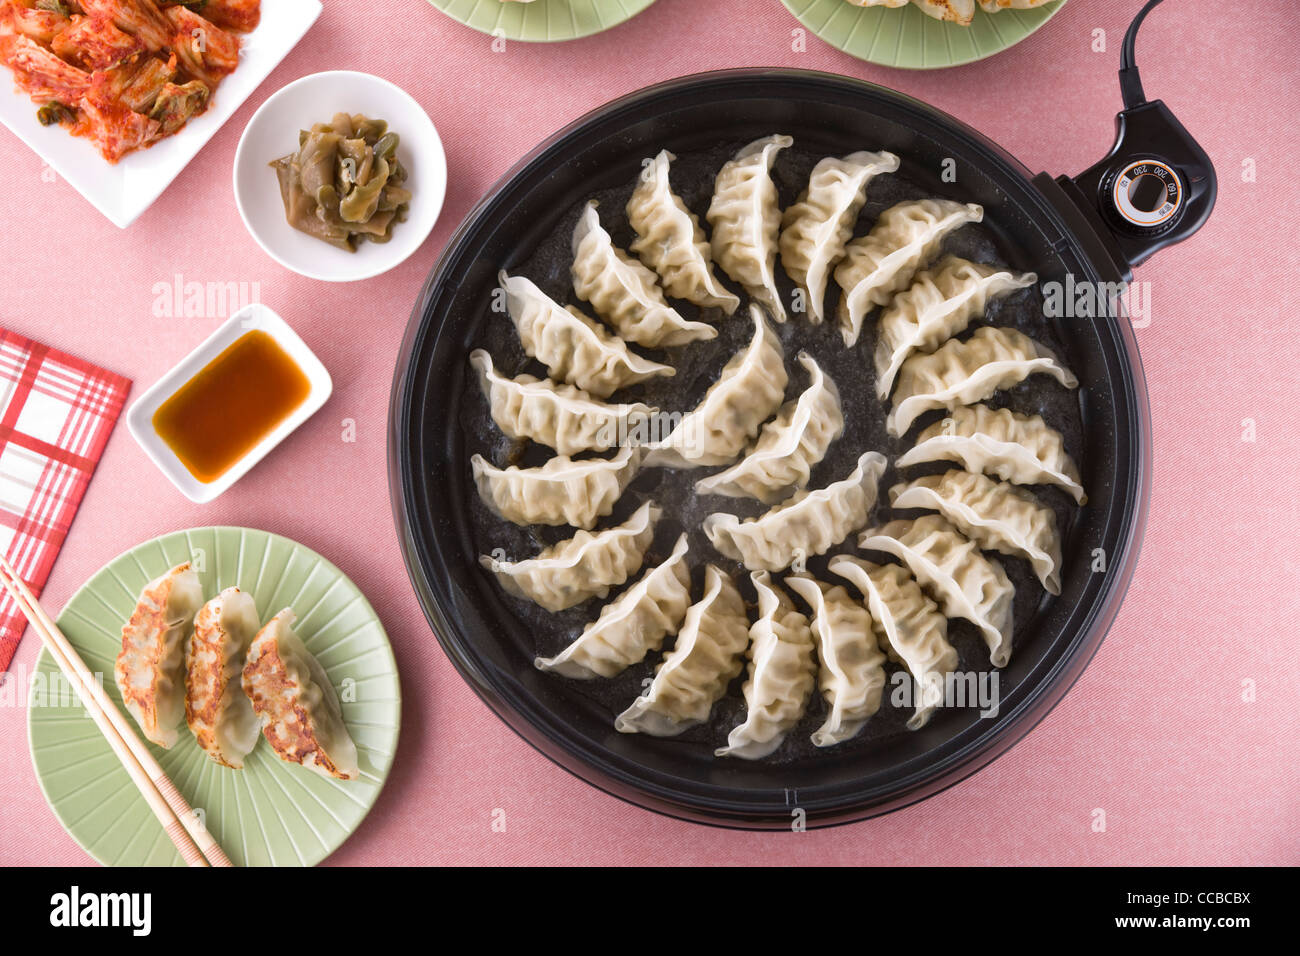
[
  {"xmin": 828, "ymin": 555, "xmax": 956, "ymax": 730},
  {"xmin": 847, "ymin": 0, "xmax": 977, "ymax": 19},
  {"xmin": 834, "ymin": 199, "xmax": 983, "ymax": 347},
  {"xmin": 471, "ymin": 445, "xmax": 641, "ymax": 529},
  {"xmin": 643, "ymin": 305, "xmax": 787, "ymax": 468},
  {"xmin": 242, "ymin": 610, "xmax": 359, "ymax": 781},
  {"xmin": 470, "ymin": 350, "xmax": 657, "ymax": 457},
  {"xmin": 704, "ymin": 450, "xmax": 887, "ymax": 571},
  {"xmin": 779, "ymin": 150, "xmax": 899, "ymax": 325},
  {"xmin": 890, "ymin": 470, "xmax": 1063, "ymax": 593},
  {"xmin": 896, "ymin": 403, "xmax": 1086, "ymax": 504},
  {"xmin": 114, "ymin": 562, "xmax": 203, "ymax": 749},
  {"xmin": 535, "ymin": 534, "xmax": 692, "ymax": 679},
  {"xmin": 980, "ymin": 0, "xmax": 1052, "ymax": 10},
  {"xmin": 695, "ymin": 351, "xmax": 844, "ymax": 503},
  {"xmin": 615, "ymin": 564, "xmax": 749, "ymax": 736},
  {"xmin": 785, "ymin": 573, "xmax": 886, "ymax": 746},
  {"xmin": 707, "ymin": 134, "xmax": 793, "ymax": 322},
  {"xmin": 888, "ymin": 326, "xmax": 1078, "ymax": 436},
  {"xmin": 185, "ymin": 587, "xmax": 260, "ymax": 769},
  {"xmin": 911, "ymin": 0, "xmax": 976, "ymax": 24},
  {"xmin": 571, "ymin": 201, "xmax": 717, "ymax": 348},
  {"xmin": 716, "ymin": 572, "xmax": 816, "ymax": 759},
  {"xmin": 480, "ymin": 501, "xmax": 659, "ymax": 612},
  {"xmin": 875, "ymin": 256, "xmax": 1037, "ymax": 399},
  {"xmin": 626, "ymin": 149, "xmax": 740, "ymax": 314},
  {"xmin": 499, "ymin": 271, "xmax": 674, "ymax": 397},
  {"xmin": 859, "ymin": 515, "xmax": 1015, "ymax": 667}
]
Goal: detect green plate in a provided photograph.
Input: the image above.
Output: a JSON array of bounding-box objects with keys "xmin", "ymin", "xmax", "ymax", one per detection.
[
  {"xmin": 27, "ymin": 528, "xmax": 401, "ymax": 867},
  {"xmin": 428, "ymin": 0, "xmax": 658, "ymax": 42},
  {"xmin": 782, "ymin": 1, "xmax": 1067, "ymax": 70}
]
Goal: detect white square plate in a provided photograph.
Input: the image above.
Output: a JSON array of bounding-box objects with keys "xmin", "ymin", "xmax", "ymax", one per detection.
[
  {"xmin": 126, "ymin": 303, "xmax": 332, "ymax": 503},
  {"xmin": 0, "ymin": 0, "xmax": 322, "ymax": 228}
]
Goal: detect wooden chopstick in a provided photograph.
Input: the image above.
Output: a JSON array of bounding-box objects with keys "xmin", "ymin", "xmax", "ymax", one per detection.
[{"xmin": 0, "ymin": 553, "xmax": 233, "ymax": 867}]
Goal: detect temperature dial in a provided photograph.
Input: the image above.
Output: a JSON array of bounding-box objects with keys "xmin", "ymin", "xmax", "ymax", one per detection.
[{"xmin": 1109, "ymin": 159, "xmax": 1183, "ymax": 231}]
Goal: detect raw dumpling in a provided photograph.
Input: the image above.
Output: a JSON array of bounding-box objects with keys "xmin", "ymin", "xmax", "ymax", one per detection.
[
  {"xmin": 643, "ymin": 305, "xmax": 787, "ymax": 468},
  {"xmin": 834, "ymin": 199, "xmax": 983, "ymax": 347},
  {"xmin": 480, "ymin": 501, "xmax": 659, "ymax": 612},
  {"xmin": 695, "ymin": 351, "xmax": 844, "ymax": 503},
  {"xmin": 896, "ymin": 403, "xmax": 1086, "ymax": 504},
  {"xmin": 626, "ymin": 149, "xmax": 740, "ymax": 314},
  {"xmin": 828, "ymin": 555, "xmax": 956, "ymax": 730},
  {"xmin": 615, "ymin": 564, "xmax": 749, "ymax": 736},
  {"xmin": 716, "ymin": 572, "xmax": 816, "ymax": 759},
  {"xmin": 114, "ymin": 563, "xmax": 203, "ymax": 749},
  {"xmin": 499, "ymin": 271, "xmax": 674, "ymax": 397},
  {"xmin": 471, "ymin": 445, "xmax": 641, "ymax": 529},
  {"xmin": 911, "ymin": 0, "xmax": 976, "ymax": 23},
  {"xmin": 707, "ymin": 134, "xmax": 793, "ymax": 321},
  {"xmin": 470, "ymin": 350, "xmax": 657, "ymax": 456},
  {"xmin": 888, "ymin": 326, "xmax": 1078, "ymax": 436},
  {"xmin": 242, "ymin": 609, "xmax": 359, "ymax": 780},
  {"xmin": 571, "ymin": 201, "xmax": 717, "ymax": 347},
  {"xmin": 859, "ymin": 515, "xmax": 1015, "ymax": 667},
  {"xmin": 890, "ymin": 470, "xmax": 1063, "ymax": 593},
  {"xmin": 875, "ymin": 256, "xmax": 1037, "ymax": 399},
  {"xmin": 535, "ymin": 534, "xmax": 692, "ymax": 679},
  {"xmin": 185, "ymin": 587, "xmax": 261, "ymax": 769},
  {"xmin": 785, "ymin": 573, "xmax": 886, "ymax": 746},
  {"xmin": 704, "ymin": 450, "xmax": 887, "ymax": 571},
  {"xmin": 779, "ymin": 149, "xmax": 899, "ymax": 325}
]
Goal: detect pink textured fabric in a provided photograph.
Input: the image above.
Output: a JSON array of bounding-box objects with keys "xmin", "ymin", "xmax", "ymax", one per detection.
[{"xmin": 0, "ymin": 0, "xmax": 1296, "ymax": 865}]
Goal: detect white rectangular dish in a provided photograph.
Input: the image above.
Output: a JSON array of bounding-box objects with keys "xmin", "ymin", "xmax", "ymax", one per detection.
[
  {"xmin": 0, "ymin": 0, "xmax": 323, "ymax": 228},
  {"xmin": 126, "ymin": 303, "xmax": 331, "ymax": 503}
]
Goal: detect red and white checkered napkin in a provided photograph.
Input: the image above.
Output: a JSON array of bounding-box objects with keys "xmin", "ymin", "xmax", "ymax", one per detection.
[{"xmin": 0, "ymin": 329, "xmax": 130, "ymax": 670}]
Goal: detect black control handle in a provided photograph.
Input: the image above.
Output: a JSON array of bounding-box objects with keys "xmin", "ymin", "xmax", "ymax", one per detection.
[
  {"xmin": 1070, "ymin": 97, "xmax": 1216, "ymax": 271},
  {"xmin": 1038, "ymin": 0, "xmax": 1216, "ymax": 279}
]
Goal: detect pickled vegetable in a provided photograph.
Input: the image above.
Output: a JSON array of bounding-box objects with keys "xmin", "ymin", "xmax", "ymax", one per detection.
[{"xmin": 269, "ymin": 112, "xmax": 412, "ymax": 252}]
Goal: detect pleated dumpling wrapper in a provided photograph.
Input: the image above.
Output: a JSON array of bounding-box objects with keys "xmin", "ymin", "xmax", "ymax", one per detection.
[
  {"xmin": 114, "ymin": 563, "xmax": 204, "ymax": 749},
  {"xmin": 186, "ymin": 587, "xmax": 261, "ymax": 768},
  {"xmin": 241, "ymin": 610, "xmax": 359, "ymax": 780}
]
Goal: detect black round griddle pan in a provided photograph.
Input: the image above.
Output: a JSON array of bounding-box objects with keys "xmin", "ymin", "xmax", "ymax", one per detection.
[{"xmin": 389, "ymin": 19, "xmax": 1214, "ymax": 829}]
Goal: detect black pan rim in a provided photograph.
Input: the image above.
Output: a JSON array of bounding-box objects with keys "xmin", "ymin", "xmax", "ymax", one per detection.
[{"xmin": 388, "ymin": 67, "xmax": 1152, "ymax": 830}]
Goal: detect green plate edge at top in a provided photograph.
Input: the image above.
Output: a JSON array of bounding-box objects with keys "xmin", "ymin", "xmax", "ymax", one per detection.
[
  {"xmin": 782, "ymin": 0, "xmax": 1067, "ymax": 70},
  {"xmin": 427, "ymin": 0, "xmax": 658, "ymax": 43},
  {"xmin": 26, "ymin": 527, "xmax": 402, "ymax": 867}
]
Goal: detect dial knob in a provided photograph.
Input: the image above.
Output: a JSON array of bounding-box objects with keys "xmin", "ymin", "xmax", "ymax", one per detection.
[{"xmin": 1109, "ymin": 159, "xmax": 1183, "ymax": 231}]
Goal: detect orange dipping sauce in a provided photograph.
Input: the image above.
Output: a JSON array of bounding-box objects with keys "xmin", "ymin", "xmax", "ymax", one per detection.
[{"xmin": 152, "ymin": 330, "xmax": 311, "ymax": 484}]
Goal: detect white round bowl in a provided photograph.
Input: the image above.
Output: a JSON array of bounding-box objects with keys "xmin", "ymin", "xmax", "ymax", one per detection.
[{"xmin": 234, "ymin": 70, "xmax": 446, "ymax": 282}]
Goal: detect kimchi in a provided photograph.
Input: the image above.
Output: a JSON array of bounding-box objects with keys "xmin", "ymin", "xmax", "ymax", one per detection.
[{"xmin": 0, "ymin": 0, "xmax": 261, "ymax": 163}]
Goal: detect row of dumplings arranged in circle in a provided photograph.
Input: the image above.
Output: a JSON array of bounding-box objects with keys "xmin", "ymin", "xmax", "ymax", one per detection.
[
  {"xmin": 482, "ymin": 437, "xmax": 1069, "ymax": 755},
  {"xmin": 471, "ymin": 139, "xmax": 1085, "ymax": 572},
  {"xmin": 514, "ymin": 514, "xmax": 1044, "ymax": 758},
  {"xmin": 468, "ymin": 138, "xmax": 1086, "ymax": 753},
  {"xmin": 473, "ymin": 134, "xmax": 1079, "ymax": 472},
  {"xmin": 490, "ymin": 138, "xmax": 1064, "ymax": 379},
  {"xmin": 113, "ymin": 563, "xmax": 358, "ymax": 780}
]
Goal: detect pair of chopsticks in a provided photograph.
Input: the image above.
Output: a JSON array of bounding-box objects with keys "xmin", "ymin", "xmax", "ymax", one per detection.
[{"xmin": 0, "ymin": 553, "xmax": 232, "ymax": 867}]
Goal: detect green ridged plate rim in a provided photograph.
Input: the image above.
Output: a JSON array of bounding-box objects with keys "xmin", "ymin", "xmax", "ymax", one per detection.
[
  {"xmin": 781, "ymin": 0, "xmax": 1067, "ymax": 70},
  {"xmin": 27, "ymin": 527, "xmax": 401, "ymax": 867},
  {"xmin": 427, "ymin": 0, "xmax": 658, "ymax": 43}
]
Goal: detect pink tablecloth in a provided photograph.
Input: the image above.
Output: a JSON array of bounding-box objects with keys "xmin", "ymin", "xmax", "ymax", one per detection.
[{"xmin": 0, "ymin": 0, "xmax": 1296, "ymax": 866}]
